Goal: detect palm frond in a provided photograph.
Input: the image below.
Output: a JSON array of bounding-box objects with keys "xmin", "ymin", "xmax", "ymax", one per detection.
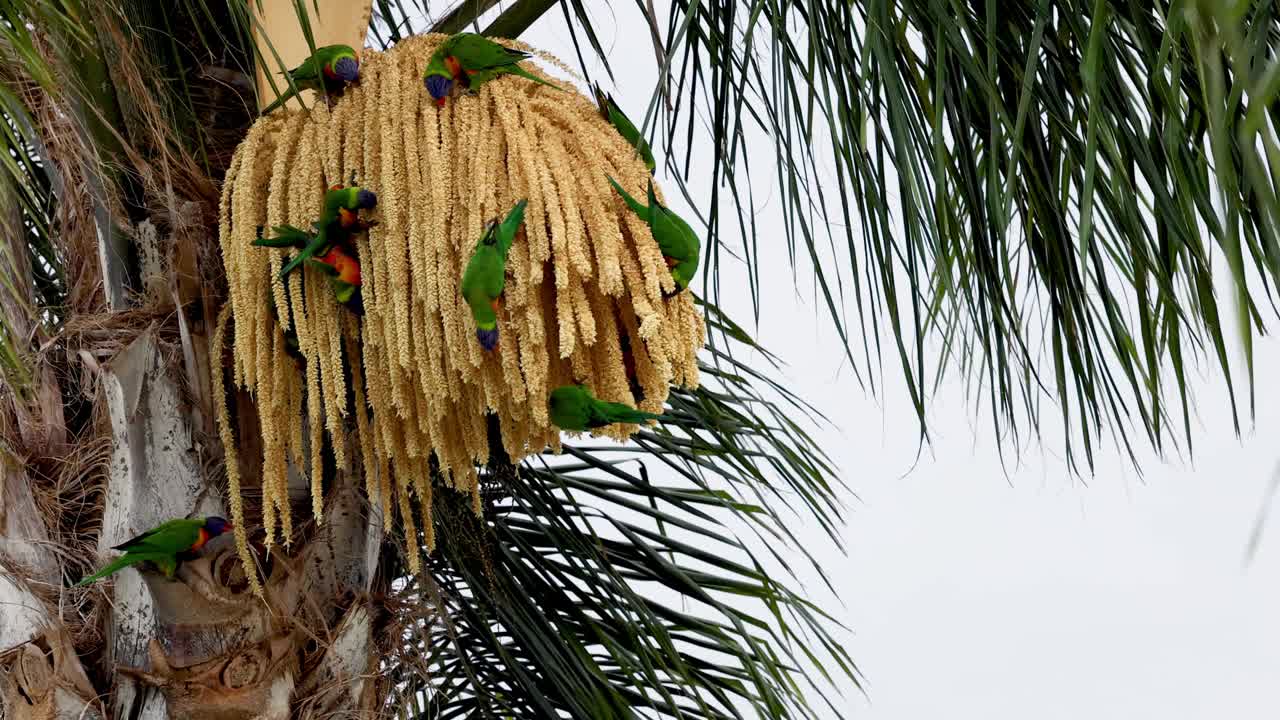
[
  {"xmin": 384, "ymin": 303, "xmax": 856, "ymax": 719},
  {"xmin": 533, "ymin": 0, "xmax": 1280, "ymax": 470}
]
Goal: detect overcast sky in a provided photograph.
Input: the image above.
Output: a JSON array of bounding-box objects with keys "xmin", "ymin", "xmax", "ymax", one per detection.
[{"xmin": 497, "ymin": 6, "xmax": 1280, "ymax": 717}]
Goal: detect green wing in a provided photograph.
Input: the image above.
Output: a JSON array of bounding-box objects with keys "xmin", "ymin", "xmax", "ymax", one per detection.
[
  {"xmin": 584, "ymin": 400, "xmax": 615, "ymax": 429},
  {"xmin": 598, "ymin": 399, "xmax": 664, "ymax": 426},
  {"xmin": 461, "ymin": 244, "xmax": 504, "ymax": 328},
  {"xmin": 452, "ymin": 33, "xmax": 530, "ymax": 70},
  {"xmin": 112, "ymin": 518, "xmax": 202, "ymax": 554},
  {"xmin": 650, "ymin": 204, "xmax": 699, "ymax": 264},
  {"xmin": 287, "ymin": 54, "xmax": 323, "ymax": 84},
  {"xmin": 74, "ymin": 551, "xmax": 172, "ymax": 587},
  {"xmin": 496, "ymin": 200, "xmax": 527, "ymax": 260},
  {"xmin": 253, "ymin": 224, "xmax": 311, "ymax": 248},
  {"xmin": 595, "ymin": 85, "xmax": 655, "ymax": 172},
  {"xmin": 279, "ymin": 226, "xmax": 333, "ymax": 279}
]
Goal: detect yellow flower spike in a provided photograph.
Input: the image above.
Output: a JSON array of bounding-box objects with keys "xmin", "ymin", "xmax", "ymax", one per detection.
[{"xmin": 216, "ymin": 34, "xmax": 702, "ymax": 580}]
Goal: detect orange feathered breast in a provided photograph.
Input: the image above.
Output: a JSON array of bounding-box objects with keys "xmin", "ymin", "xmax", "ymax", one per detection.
[{"xmin": 190, "ymin": 527, "xmax": 210, "ymax": 551}]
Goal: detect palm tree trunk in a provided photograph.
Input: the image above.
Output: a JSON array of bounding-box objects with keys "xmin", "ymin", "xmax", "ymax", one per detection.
[
  {"xmin": 0, "ymin": 464, "xmax": 103, "ymax": 719},
  {"xmin": 70, "ymin": 5, "xmax": 386, "ymax": 716}
]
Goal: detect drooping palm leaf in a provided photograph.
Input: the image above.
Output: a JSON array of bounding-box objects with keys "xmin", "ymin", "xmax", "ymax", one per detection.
[
  {"xmin": 389, "ymin": 335, "xmax": 857, "ymax": 719},
  {"xmin": 488, "ymin": 0, "xmax": 1277, "ymax": 470}
]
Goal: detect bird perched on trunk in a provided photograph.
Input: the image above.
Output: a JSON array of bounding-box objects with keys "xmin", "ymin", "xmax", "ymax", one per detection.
[
  {"xmin": 607, "ymin": 177, "xmax": 700, "ymax": 296},
  {"xmin": 261, "ymin": 44, "xmax": 361, "ymax": 115},
  {"xmin": 75, "ymin": 517, "xmax": 232, "ymax": 587},
  {"xmin": 308, "ymin": 244, "xmax": 364, "ymax": 314},
  {"xmin": 593, "ymin": 84, "xmax": 655, "ymax": 172},
  {"xmin": 254, "ymin": 183, "xmax": 377, "ymax": 280},
  {"xmin": 548, "ymin": 384, "xmax": 666, "ymax": 431},
  {"xmin": 462, "ymin": 200, "xmax": 527, "ymax": 350},
  {"xmin": 423, "ymin": 33, "xmax": 561, "ymax": 107}
]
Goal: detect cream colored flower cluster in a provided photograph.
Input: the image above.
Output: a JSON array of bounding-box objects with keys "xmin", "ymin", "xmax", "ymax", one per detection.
[{"xmin": 216, "ymin": 34, "xmax": 704, "ymax": 573}]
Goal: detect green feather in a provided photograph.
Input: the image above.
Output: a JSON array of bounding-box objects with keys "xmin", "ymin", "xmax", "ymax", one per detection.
[
  {"xmin": 548, "ymin": 384, "xmax": 666, "ymax": 431},
  {"xmin": 594, "ymin": 84, "xmax": 655, "ymax": 172},
  {"xmin": 429, "ymin": 33, "xmax": 561, "ymax": 95},
  {"xmin": 496, "ymin": 199, "xmax": 527, "ymax": 259},
  {"xmin": 461, "ymin": 201, "xmax": 527, "ymax": 347},
  {"xmin": 76, "ymin": 518, "xmax": 207, "ymax": 586},
  {"xmin": 261, "ymin": 44, "xmax": 358, "ymax": 115},
  {"xmin": 607, "ymin": 177, "xmax": 701, "ymax": 292},
  {"xmin": 277, "ymin": 185, "xmax": 374, "ymax": 280},
  {"xmin": 253, "ymin": 224, "xmax": 311, "ymax": 248}
]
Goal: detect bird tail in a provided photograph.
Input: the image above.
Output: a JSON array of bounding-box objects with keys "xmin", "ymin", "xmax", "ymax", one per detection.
[
  {"xmin": 279, "ymin": 232, "xmax": 331, "ymax": 279},
  {"xmin": 607, "ymin": 176, "xmax": 649, "ymax": 217},
  {"xmin": 497, "ymin": 200, "xmax": 527, "ymax": 259},
  {"xmin": 259, "ymin": 89, "xmax": 296, "ymax": 116},
  {"xmin": 253, "ymin": 224, "xmax": 312, "ymax": 248},
  {"xmin": 605, "ymin": 402, "xmax": 668, "ymax": 426},
  {"xmin": 511, "ymin": 65, "xmax": 562, "ymax": 91},
  {"xmin": 74, "ymin": 554, "xmax": 144, "ymax": 587}
]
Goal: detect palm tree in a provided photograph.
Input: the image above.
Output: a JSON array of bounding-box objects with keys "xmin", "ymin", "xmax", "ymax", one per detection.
[{"xmin": 0, "ymin": 1, "xmax": 1275, "ymax": 718}]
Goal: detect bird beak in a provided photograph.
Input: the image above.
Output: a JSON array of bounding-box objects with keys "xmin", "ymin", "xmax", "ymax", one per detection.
[{"xmin": 436, "ymin": 97, "xmax": 446, "ymax": 108}]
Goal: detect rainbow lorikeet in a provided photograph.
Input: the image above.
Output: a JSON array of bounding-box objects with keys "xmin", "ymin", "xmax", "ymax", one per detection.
[
  {"xmin": 593, "ymin": 84, "xmax": 655, "ymax": 172},
  {"xmin": 547, "ymin": 384, "xmax": 666, "ymax": 431},
  {"xmin": 461, "ymin": 200, "xmax": 527, "ymax": 351},
  {"xmin": 261, "ymin": 44, "xmax": 361, "ymax": 115},
  {"xmin": 423, "ymin": 33, "xmax": 561, "ymax": 107},
  {"xmin": 254, "ymin": 183, "xmax": 377, "ymax": 280},
  {"xmin": 607, "ymin": 176, "xmax": 700, "ymax": 297},
  {"xmin": 75, "ymin": 516, "xmax": 232, "ymax": 586},
  {"xmin": 307, "ymin": 244, "xmax": 364, "ymax": 314}
]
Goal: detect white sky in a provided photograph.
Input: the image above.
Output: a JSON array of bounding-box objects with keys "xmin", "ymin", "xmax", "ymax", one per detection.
[{"xmin": 490, "ymin": 5, "xmax": 1280, "ymax": 718}]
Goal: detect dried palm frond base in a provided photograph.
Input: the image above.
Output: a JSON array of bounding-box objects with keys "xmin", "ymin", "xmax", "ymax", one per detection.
[{"xmin": 216, "ymin": 34, "xmax": 704, "ymax": 573}]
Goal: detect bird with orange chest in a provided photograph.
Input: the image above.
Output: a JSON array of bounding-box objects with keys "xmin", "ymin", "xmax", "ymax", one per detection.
[
  {"xmin": 75, "ymin": 517, "xmax": 233, "ymax": 586},
  {"xmin": 422, "ymin": 33, "xmax": 561, "ymax": 107},
  {"xmin": 253, "ymin": 181, "xmax": 378, "ymax": 281}
]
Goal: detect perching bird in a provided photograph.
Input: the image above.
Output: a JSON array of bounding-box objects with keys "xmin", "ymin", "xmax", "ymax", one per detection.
[
  {"xmin": 261, "ymin": 44, "xmax": 361, "ymax": 115},
  {"xmin": 258, "ymin": 184, "xmax": 377, "ymax": 280},
  {"xmin": 593, "ymin": 84, "xmax": 655, "ymax": 172},
  {"xmin": 308, "ymin": 244, "xmax": 364, "ymax": 314},
  {"xmin": 461, "ymin": 200, "xmax": 527, "ymax": 350},
  {"xmin": 423, "ymin": 33, "xmax": 561, "ymax": 107},
  {"xmin": 607, "ymin": 176, "xmax": 700, "ymax": 296},
  {"xmin": 548, "ymin": 384, "xmax": 665, "ymax": 431},
  {"xmin": 75, "ymin": 516, "xmax": 232, "ymax": 587}
]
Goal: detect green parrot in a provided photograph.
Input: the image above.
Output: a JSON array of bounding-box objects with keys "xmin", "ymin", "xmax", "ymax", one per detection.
[
  {"xmin": 606, "ymin": 176, "xmax": 700, "ymax": 296},
  {"xmin": 548, "ymin": 384, "xmax": 666, "ymax": 431},
  {"xmin": 75, "ymin": 516, "xmax": 233, "ymax": 587},
  {"xmin": 461, "ymin": 200, "xmax": 527, "ymax": 351},
  {"xmin": 261, "ymin": 44, "xmax": 361, "ymax": 115},
  {"xmin": 593, "ymin": 84, "xmax": 655, "ymax": 172},
  {"xmin": 423, "ymin": 33, "xmax": 561, "ymax": 106},
  {"xmin": 253, "ymin": 183, "xmax": 378, "ymax": 280}
]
